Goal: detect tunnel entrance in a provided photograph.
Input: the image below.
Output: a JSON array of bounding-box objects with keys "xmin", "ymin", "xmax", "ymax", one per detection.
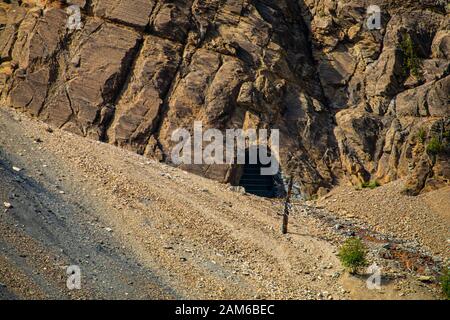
[{"xmin": 237, "ymin": 148, "xmax": 277, "ymax": 198}]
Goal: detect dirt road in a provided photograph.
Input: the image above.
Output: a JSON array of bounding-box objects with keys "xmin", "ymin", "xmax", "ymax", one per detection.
[{"xmin": 0, "ymin": 107, "xmax": 445, "ymax": 299}]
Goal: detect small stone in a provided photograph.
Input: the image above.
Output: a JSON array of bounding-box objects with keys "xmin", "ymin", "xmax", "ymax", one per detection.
[
  {"xmin": 12, "ymin": 166, "xmax": 22, "ymax": 172},
  {"xmin": 229, "ymin": 186, "xmax": 246, "ymax": 194},
  {"xmin": 105, "ymin": 227, "xmax": 113, "ymax": 232},
  {"xmin": 3, "ymin": 202, "xmax": 12, "ymax": 209}
]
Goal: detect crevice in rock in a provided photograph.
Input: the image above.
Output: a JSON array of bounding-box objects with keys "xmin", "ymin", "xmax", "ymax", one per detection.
[
  {"xmin": 59, "ymin": 84, "xmax": 77, "ymax": 130},
  {"xmin": 98, "ymin": 36, "xmax": 144, "ymax": 143},
  {"xmin": 140, "ymin": 1, "xmax": 199, "ymax": 160},
  {"xmin": 84, "ymin": 0, "xmax": 94, "ymax": 16},
  {"xmin": 140, "ymin": 52, "xmax": 185, "ymax": 161}
]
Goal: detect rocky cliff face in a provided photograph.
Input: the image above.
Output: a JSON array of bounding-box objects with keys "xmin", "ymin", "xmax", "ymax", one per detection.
[{"xmin": 1, "ymin": 0, "xmax": 449, "ymax": 196}]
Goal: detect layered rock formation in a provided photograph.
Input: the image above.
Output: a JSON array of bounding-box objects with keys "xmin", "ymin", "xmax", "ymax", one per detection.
[{"xmin": 1, "ymin": 0, "xmax": 449, "ymax": 196}]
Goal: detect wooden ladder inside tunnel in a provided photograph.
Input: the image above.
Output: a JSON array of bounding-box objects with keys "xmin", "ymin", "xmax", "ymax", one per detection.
[{"xmin": 238, "ymin": 163, "xmax": 276, "ymax": 198}]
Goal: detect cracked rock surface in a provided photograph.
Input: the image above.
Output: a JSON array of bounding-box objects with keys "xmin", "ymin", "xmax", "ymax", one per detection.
[{"xmin": 1, "ymin": 0, "xmax": 449, "ymax": 196}]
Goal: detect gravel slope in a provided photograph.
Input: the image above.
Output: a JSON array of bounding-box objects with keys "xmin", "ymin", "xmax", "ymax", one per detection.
[
  {"xmin": 0, "ymin": 107, "xmax": 445, "ymax": 300},
  {"xmin": 316, "ymin": 182, "xmax": 449, "ymax": 259}
]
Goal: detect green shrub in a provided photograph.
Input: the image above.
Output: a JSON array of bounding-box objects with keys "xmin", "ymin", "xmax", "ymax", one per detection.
[
  {"xmin": 338, "ymin": 238, "xmax": 367, "ymax": 274},
  {"xmin": 417, "ymin": 128, "xmax": 426, "ymax": 144},
  {"xmin": 441, "ymin": 267, "xmax": 450, "ymax": 300},
  {"xmin": 400, "ymin": 34, "xmax": 422, "ymax": 78},
  {"xmin": 361, "ymin": 180, "xmax": 380, "ymax": 189},
  {"xmin": 426, "ymin": 137, "xmax": 443, "ymax": 155}
]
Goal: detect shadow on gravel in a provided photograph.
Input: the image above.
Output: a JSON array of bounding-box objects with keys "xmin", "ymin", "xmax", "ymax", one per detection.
[{"xmin": 0, "ymin": 286, "xmax": 16, "ymax": 300}]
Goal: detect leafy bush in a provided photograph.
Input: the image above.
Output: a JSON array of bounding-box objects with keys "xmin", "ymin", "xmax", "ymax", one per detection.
[
  {"xmin": 426, "ymin": 137, "xmax": 443, "ymax": 155},
  {"xmin": 361, "ymin": 180, "xmax": 380, "ymax": 189},
  {"xmin": 400, "ymin": 34, "xmax": 422, "ymax": 78},
  {"xmin": 417, "ymin": 128, "xmax": 426, "ymax": 144},
  {"xmin": 441, "ymin": 267, "xmax": 450, "ymax": 300},
  {"xmin": 338, "ymin": 238, "xmax": 367, "ymax": 274}
]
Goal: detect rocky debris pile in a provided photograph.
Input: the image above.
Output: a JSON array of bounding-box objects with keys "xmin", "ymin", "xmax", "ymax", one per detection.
[{"xmin": 0, "ymin": 0, "xmax": 449, "ymax": 196}]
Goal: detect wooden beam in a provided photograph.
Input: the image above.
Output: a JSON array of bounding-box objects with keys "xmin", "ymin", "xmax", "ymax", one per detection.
[{"xmin": 282, "ymin": 176, "xmax": 294, "ymax": 234}]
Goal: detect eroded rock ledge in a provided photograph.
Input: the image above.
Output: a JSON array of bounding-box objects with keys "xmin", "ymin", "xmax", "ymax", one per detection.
[{"xmin": 1, "ymin": 0, "xmax": 449, "ymax": 196}]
